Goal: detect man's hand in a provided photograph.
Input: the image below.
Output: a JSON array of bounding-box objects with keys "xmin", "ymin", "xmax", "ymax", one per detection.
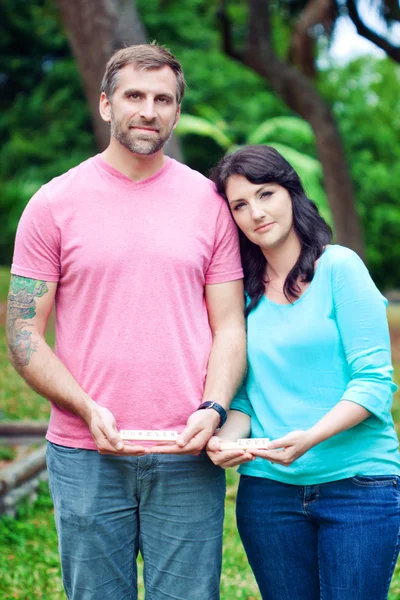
[
  {"xmin": 250, "ymin": 430, "xmax": 313, "ymax": 467},
  {"xmin": 148, "ymin": 409, "xmax": 220, "ymax": 455},
  {"xmin": 206, "ymin": 436, "xmax": 255, "ymax": 469},
  {"xmin": 86, "ymin": 405, "xmax": 147, "ymax": 456}
]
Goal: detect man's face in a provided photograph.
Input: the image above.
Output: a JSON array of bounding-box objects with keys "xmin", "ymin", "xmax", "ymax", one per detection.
[{"xmin": 103, "ymin": 64, "xmax": 180, "ymax": 155}]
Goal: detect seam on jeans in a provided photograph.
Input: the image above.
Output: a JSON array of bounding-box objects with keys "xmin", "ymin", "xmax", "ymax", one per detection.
[
  {"xmin": 317, "ymin": 533, "xmax": 323, "ymax": 600},
  {"xmin": 384, "ymin": 521, "xmax": 400, "ymax": 599},
  {"xmin": 384, "ymin": 482, "xmax": 400, "ymax": 598},
  {"xmin": 140, "ymin": 456, "xmax": 158, "ymax": 600},
  {"xmin": 351, "ymin": 476, "xmax": 398, "ymax": 487},
  {"xmin": 49, "ymin": 442, "xmax": 84, "ymax": 454},
  {"xmin": 302, "ymin": 486, "xmax": 320, "ymax": 516},
  {"xmin": 61, "ymin": 563, "xmax": 72, "ymax": 600}
]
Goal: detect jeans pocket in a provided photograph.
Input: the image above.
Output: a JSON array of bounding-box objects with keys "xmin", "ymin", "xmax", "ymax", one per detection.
[
  {"xmin": 351, "ymin": 475, "xmax": 399, "ymax": 487},
  {"xmin": 49, "ymin": 441, "xmax": 84, "ymax": 454}
]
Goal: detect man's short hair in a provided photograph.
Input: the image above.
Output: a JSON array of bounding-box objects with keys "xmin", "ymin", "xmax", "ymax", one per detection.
[{"xmin": 101, "ymin": 43, "xmax": 185, "ymax": 104}]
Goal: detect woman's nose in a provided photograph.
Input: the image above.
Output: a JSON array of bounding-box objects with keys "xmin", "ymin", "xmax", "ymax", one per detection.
[{"xmin": 250, "ymin": 205, "xmax": 265, "ymax": 220}]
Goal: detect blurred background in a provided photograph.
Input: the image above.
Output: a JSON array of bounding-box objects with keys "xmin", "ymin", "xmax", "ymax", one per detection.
[{"xmin": 0, "ymin": 0, "xmax": 400, "ymax": 598}]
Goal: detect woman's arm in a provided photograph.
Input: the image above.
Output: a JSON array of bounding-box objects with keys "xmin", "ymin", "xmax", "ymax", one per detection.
[
  {"xmin": 251, "ymin": 401, "xmax": 370, "ymax": 466},
  {"xmin": 252, "ymin": 250, "xmax": 395, "ymax": 467}
]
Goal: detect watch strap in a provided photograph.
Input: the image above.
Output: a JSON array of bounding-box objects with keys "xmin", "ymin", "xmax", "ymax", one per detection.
[{"xmin": 196, "ymin": 401, "xmax": 227, "ymax": 428}]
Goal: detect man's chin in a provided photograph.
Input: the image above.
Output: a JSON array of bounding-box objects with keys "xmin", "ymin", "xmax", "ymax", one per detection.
[
  {"xmin": 112, "ymin": 128, "xmax": 171, "ymax": 156},
  {"xmin": 129, "ymin": 142, "xmax": 163, "ymax": 156},
  {"xmin": 118, "ymin": 138, "xmax": 161, "ymax": 156}
]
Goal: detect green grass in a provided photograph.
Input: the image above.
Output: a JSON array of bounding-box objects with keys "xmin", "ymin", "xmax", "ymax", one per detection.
[
  {"xmin": 0, "ymin": 266, "xmax": 11, "ymax": 301},
  {"xmin": 1, "ymin": 269, "xmax": 400, "ymax": 599}
]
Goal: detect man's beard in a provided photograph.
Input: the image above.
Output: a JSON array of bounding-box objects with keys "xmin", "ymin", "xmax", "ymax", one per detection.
[{"xmin": 110, "ymin": 112, "xmax": 175, "ymax": 156}]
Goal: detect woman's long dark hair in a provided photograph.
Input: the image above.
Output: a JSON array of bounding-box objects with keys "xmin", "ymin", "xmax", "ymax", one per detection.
[{"xmin": 211, "ymin": 145, "xmax": 332, "ymax": 316}]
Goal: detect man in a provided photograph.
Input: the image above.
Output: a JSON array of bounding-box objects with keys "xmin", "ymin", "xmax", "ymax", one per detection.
[{"xmin": 6, "ymin": 44, "xmax": 246, "ymax": 600}]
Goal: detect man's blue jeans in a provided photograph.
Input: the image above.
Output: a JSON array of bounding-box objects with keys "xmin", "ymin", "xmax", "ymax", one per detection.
[
  {"xmin": 47, "ymin": 442, "xmax": 226, "ymax": 600},
  {"xmin": 236, "ymin": 474, "xmax": 400, "ymax": 600}
]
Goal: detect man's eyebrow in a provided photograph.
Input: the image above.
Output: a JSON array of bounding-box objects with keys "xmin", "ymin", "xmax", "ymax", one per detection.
[
  {"xmin": 122, "ymin": 89, "xmax": 175, "ymax": 100},
  {"xmin": 122, "ymin": 88, "xmax": 141, "ymax": 96},
  {"xmin": 155, "ymin": 92, "xmax": 175, "ymax": 100}
]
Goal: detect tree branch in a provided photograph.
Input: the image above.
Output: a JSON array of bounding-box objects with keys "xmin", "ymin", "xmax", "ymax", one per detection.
[
  {"xmin": 217, "ymin": 0, "xmax": 364, "ymax": 256},
  {"xmin": 346, "ymin": 0, "xmax": 400, "ymax": 63},
  {"xmin": 289, "ymin": 0, "xmax": 337, "ymax": 78},
  {"xmin": 216, "ymin": 0, "xmax": 244, "ymax": 61}
]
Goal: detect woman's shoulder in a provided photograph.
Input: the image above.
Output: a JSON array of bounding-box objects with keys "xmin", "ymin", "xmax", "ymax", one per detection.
[
  {"xmin": 323, "ymin": 245, "xmax": 385, "ymax": 300},
  {"xmin": 321, "ymin": 244, "xmax": 366, "ymax": 274},
  {"xmin": 323, "ymin": 244, "xmax": 361, "ymax": 263}
]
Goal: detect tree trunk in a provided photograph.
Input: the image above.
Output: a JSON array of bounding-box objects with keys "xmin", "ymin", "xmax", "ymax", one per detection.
[
  {"xmin": 220, "ymin": 0, "xmax": 364, "ymax": 255},
  {"xmin": 56, "ymin": 0, "xmax": 183, "ymax": 160}
]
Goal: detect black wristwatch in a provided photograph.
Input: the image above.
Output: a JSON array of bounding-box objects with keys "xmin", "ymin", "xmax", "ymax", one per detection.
[{"xmin": 196, "ymin": 401, "xmax": 227, "ymax": 429}]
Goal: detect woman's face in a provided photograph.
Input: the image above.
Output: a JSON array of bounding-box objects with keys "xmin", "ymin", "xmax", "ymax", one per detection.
[{"xmin": 225, "ymin": 175, "xmax": 296, "ymax": 252}]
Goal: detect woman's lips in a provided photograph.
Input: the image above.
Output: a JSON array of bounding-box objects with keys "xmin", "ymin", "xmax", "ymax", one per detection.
[{"xmin": 255, "ymin": 221, "xmax": 275, "ymax": 232}]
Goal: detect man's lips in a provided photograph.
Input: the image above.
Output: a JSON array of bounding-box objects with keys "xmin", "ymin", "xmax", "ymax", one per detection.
[
  {"xmin": 254, "ymin": 221, "xmax": 275, "ymax": 232},
  {"xmin": 130, "ymin": 126, "xmax": 159, "ymax": 133}
]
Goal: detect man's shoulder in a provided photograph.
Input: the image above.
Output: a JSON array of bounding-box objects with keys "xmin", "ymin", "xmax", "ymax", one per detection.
[
  {"xmin": 170, "ymin": 160, "xmax": 223, "ymax": 201},
  {"xmin": 40, "ymin": 155, "xmax": 96, "ymax": 202}
]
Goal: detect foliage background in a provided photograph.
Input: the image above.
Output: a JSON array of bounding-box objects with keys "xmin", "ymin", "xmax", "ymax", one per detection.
[
  {"xmin": 1, "ymin": 0, "xmax": 400, "ymax": 289},
  {"xmin": 1, "ymin": 0, "xmax": 400, "ymax": 598}
]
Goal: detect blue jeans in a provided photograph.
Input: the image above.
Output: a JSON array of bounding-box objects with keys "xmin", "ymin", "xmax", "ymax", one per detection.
[
  {"xmin": 236, "ymin": 474, "xmax": 400, "ymax": 600},
  {"xmin": 47, "ymin": 443, "xmax": 226, "ymax": 600}
]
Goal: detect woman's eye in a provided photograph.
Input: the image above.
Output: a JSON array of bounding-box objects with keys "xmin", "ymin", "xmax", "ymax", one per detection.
[
  {"xmin": 260, "ymin": 191, "xmax": 272, "ymax": 199},
  {"xmin": 233, "ymin": 202, "xmax": 246, "ymax": 211}
]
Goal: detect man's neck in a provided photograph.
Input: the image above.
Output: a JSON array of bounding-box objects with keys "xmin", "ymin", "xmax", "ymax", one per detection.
[{"xmin": 101, "ymin": 139, "xmax": 166, "ymax": 182}]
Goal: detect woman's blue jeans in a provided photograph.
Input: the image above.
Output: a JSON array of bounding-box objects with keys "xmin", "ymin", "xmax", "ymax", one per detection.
[
  {"xmin": 236, "ymin": 474, "xmax": 400, "ymax": 600},
  {"xmin": 47, "ymin": 442, "xmax": 226, "ymax": 600}
]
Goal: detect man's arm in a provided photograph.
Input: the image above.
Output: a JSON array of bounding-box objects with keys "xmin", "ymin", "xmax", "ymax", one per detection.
[
  {"xmin": 6, "ymin": 275, "xmax": 145, "ymax": 455},
  {"xmin": 150, "ymin": 279, "xmax": 246, "ymax": 454},
  {"xmin": 201, "ymin": 278, "xmax": 246, "ymax": 408}
]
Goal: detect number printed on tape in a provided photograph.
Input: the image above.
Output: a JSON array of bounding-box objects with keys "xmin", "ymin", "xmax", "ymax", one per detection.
[{"xmin": 120, "ymin": 430, "xmax": 179, "ymax": 441}]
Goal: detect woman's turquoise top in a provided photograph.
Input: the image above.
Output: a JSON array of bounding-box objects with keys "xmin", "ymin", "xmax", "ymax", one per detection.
[{"xmin": 231, "ymin": 245, "xmax": 400, "ymax": 484}]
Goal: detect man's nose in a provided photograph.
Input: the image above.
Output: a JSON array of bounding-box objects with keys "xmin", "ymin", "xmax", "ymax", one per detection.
[{"xmin": 139, "ymin": 99, "xmax": 157, "ymax": 121}]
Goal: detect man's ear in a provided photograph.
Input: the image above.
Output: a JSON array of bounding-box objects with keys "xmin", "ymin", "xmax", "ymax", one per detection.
[
  {"xmin": 99, "ymin": 92, "xmax": 112, "ymax": 123},
  {"xmin": 172, "ymin": 104, "xmax": 181, "ymax": 130}
]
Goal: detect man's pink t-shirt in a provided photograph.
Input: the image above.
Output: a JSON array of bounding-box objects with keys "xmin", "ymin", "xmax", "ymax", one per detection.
[{"xmin": 11, "ymin": 155, "xmax": 243, "ymax": 449}]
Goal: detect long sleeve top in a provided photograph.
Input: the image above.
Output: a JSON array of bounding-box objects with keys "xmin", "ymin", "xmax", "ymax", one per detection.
[{"xmin": 231, "ymin": 245, "xmax": 400, "ymax": 485}]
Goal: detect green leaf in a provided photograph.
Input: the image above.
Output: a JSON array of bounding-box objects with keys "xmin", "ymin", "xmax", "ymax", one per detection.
[
  {"xmin": 247, "ymin": 116, "xmax": 314, "ymax": 146},
  {"xmin": 176, "ymin": 115, "xmax": 233, "ymax": 150}
]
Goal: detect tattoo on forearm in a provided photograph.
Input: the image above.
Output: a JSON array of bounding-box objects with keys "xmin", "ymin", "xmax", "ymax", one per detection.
[{"xmin": 7, "ymin": 276, "xmax": 49, "ymax": 369}]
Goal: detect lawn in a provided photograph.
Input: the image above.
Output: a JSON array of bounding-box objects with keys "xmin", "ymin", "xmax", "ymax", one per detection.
[{"xmin": 1, "ymin": 266, "xmax": 400, "ymax": 599}]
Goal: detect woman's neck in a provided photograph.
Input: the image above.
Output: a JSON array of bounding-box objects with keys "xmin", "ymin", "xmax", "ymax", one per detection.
[{"xmin": 263, "ymin": 235, "xmax": 302, "ymax": 281}]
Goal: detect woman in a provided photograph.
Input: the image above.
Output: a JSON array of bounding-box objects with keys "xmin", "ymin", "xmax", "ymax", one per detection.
[{"xmin": 208, "ymin": 145, "xmax": 400, "ymax": 600}]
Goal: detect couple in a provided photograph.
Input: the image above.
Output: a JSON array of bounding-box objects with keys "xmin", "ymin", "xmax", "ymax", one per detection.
[{"xmin": 7, "ymin": 44, "xmax": 400, "ymax": 600}]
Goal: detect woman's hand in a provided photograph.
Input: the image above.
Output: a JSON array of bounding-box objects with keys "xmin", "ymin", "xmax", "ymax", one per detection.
[
  {"xmin": 206, "ymin": 436, "xmax": 255, "ymax": 469},
  {"xmin": 251, "ymin": 430, "xmax": 314, "ymax": 467}
]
